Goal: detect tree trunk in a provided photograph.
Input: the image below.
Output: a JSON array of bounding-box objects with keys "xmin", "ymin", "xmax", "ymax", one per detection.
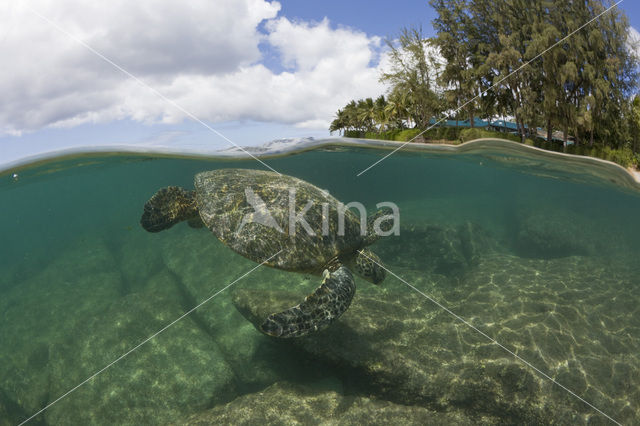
[
  {"xmin": 517, "ymin": 117, "xmax": 525, "ymax": 143},
  {"xmin": 546, "ymin": 118, "xmax": 552, "ymax": 143}
]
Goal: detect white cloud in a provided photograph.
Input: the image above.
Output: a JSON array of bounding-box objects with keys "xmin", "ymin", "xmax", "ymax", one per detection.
[
  {"xmin": 266, "ymin": 17, "xmax": 382, "ymax": 72},
  {"xmin": 629, "ymin": 26, "xmax": 640, "ymax": 59},
  {"xmin": 0, "ymin": 0, "xmax": 387, "ymax": 135}
]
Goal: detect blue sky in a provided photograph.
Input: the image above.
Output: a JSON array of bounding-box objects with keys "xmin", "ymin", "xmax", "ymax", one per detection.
[
  {"xmin": 276, "ymin": 0, "xmax": 437, "ymax": 38},
  {"xmin": 1, "ymin": 1, "xmax": 639, "ymax": 166}
]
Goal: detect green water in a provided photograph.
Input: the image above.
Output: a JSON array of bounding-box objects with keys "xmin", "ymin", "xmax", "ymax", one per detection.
[{"xmin": 1, "ymin": 142, "xmax": 640, "ymax": 424}]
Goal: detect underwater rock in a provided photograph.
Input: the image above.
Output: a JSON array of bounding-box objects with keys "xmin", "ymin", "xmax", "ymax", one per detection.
[
  {"xmin": 513, "ymin": 209, "xmax": 596, "ymax": 258},
  {"xmin": 232, "ymin": 287, "xmax": 549, "ymax": 423},
  {"xmin": 0, "ymin": 236, "xmax": 122, "ymax": 420},
  {"xmin": 232, "ymin": 253, "xmax": 640, "ymax": 423},
  {"xmin": 44, "ymin": 269, "xmax": 236, "ymax": 425},
  {"xmin": 159, "ymin": 227, "xmax": 256, "ymax": 300},
  {"xmin": 113, "ymin": 228, "xmax": 166, "ymax": 293},
  {"xmin": 0, "ymin": 402, "xmax": 9, "ymax": 426},
  {"xmin": 181, "ymin": 381, "xmax": 479, "ymax": 425},
  {"xmin": 0, "ymin": 388, "xmax": 29, "ymax": 426},
  {"xmin": 375, "ymin": 222, "xmax": 496, "ymax": 275}
]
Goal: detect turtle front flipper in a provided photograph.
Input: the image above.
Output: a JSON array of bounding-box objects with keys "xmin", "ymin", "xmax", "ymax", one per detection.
[
  {"xmin": 140, "ymin": 186, "xmax": 199, "ymax": 233},
  {"xmin": 260, "ymin": 266, "xmax": 356, "ymax": 338}
]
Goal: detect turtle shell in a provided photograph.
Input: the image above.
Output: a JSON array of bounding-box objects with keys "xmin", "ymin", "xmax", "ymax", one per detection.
[{"xmin": 194, "ymin": 169, "xmax": 366, "ymax": 273}]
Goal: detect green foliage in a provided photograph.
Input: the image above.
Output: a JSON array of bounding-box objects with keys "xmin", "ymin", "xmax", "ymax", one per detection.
[
  {"xmin": 460, "ymin": 128, "xmax": 493, "ymax": 142},
  {"xmin": 430, "ymin": 0, "xmax": 487, "ymax": 125},
  {"xmin": 330, "ymin": 96, "xmax": 393, "ymax": 135},
  {"xmin": 629, "ymin": 96, "xmax": 640, "ymax": 154},
  {"xmin": 343, "ymin": 130, "xmax": 364, "ymax": 138},
  {"xmin": 422, "ymin": 127, "xmax": 463, "ymax": 140},
  {"xmin": 459, "ymin": 128, "xmax": 531, "ymax": 144},
  {"xmin": 394, "ymin": 129, "xmax": 423, "ymax": 141},
  {"xmin": 565, "ymin": 145, "xmax": 639, "ymax": 168},
  {"xmin": 429, "ymin": 0, "xmax": 638, "ymax": 147},
  {"xmin": 380, "ymin": 27, "xmax": 444, "ymax": 128},
  {"xmin": 364, "ymin": 129, "xmax": 402, "ymax": 141}
]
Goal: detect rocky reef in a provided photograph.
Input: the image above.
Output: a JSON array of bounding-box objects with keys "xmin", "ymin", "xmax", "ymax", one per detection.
[
  {"xmin": 512, "ymin": 208, "xmax": 596, "ymax": 258},
  {"xmin": 182, "ymin": 381, "xmax": 479, "ymax": 425},
  {"xmin": 375, "ymin": 221, "xmax": 497, "ymax": 276},
  {"xmin": 232, "ymin": 250, "xmax": 640, "ymax": 424}
]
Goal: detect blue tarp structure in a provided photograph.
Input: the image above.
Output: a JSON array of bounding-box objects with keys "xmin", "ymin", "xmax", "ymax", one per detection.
[
  {"xmin": 428, "ymin": 117, "xmax": 571, "ymax": 143},
  {"xmin": 488, "ymin": 120, "xmax": 523, "ymax": 131},
  {"xmin": 428, "ymin": 117, "xmax": 525, "ymax": 130},
  {"xmin": 428, "ymin": 117, "xmax": 490, "ymax": 128}
]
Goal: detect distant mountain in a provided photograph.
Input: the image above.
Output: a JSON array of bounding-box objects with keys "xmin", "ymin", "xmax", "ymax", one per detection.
[{"xmin": 218, "ymin": 137, "xmax": 317, "ymax": 154}]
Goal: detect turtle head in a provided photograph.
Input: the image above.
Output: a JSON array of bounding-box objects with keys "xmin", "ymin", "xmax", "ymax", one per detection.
[
  {"xmin": 140, "ymin": 186, "xmax": 199, "ymax": 233},
  {"xmin": 349, "ymin": 249, "xmax": 386, "ymax": 285}
]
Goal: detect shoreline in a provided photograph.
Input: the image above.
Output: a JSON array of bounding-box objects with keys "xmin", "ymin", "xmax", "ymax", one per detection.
[{"xmin": 416, "ymin": 137, "xmax": 640, "ymax": 185}]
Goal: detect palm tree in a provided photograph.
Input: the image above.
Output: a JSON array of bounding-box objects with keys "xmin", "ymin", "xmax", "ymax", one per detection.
[
  {"xmin": 373, "ymin": 95, "xmax": 389, "ymax": 131},
  {"xmin": 356, "ymin": 98, "xmax": 377, "ymax": 132},
  {"xmin": 343, "ymin": 100, "xmax": 359, "ymax": 132},
  {"xmin": 386, "ymin": 88, "xmax": 411, "ymax": 129},
  {"xmin": 329, "ymin": 108, "xmax": 347, "ymax": 135}
]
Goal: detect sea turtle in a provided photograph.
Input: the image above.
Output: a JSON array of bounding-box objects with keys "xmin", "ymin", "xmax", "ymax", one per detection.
[{"xmin": 140, "ymin": 168, "xmax": 393, "ymax": 338}]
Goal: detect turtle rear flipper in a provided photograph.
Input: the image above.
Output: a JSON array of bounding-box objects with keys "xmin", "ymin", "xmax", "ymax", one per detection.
[
  {"xmin": 260, "ymin": 266, "xmax": 355, "ymax": 338},
  {"xmin": 140, "ymin": 186, "xmax": 198, "ymax": 233}
]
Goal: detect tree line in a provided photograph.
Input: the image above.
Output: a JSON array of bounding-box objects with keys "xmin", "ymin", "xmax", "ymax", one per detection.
[{"xmin": 330, "ymin": 0, "xmax": 639, "ymax": 155}]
